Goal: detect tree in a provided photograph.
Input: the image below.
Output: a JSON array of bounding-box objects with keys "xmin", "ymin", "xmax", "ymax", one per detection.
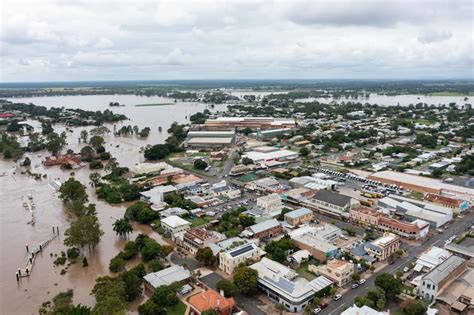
[
  {"xmin": 299, "ymin": 147, "xmax": 310, "ymax": 156},
  {"xmin": 89, "ymin": 160, "xmax": 104, "ymax": 169},
  {"xmin": 276, "ymin": 303, "xmax": 286, "ymax": 315},
  {"xmin": 89, "ymin": 172, "xmax": 101, "ymax": 186},
  {"xmin": 233, "ymin": 267, "xmax": 258, "ymax": 295},
  {"xmin": 138, "ymin": 300, "xmax": 163, "ymax": 315},
  {"xmin": 196, "ymin": 247, "xmax": 217, "ymax": 267},
  {"xmin": 80, "ymin": 146, "xmax": 95, "ymax": 161},
  {"xmin": 59, "ymin": 178, "xmax": 88, "ymax": 206},
  {"xmin": 242, "ymin": 157, "xmax": 254, "ymax": 165},
  {"xmin": 113, "ymin": 218, "xmax": 133, "ymax": 237},
  {"xmin": 352, "ymin": 273, "xmax": 361, "ymax": 282},
  {"xmin": 194, "ymin": 159, "xmax": 208, "ymax": 170},
  {"xmin": 216, "ymin": 280, "xmax": 238, "ymax": 297},
  {"xmin": 374, "ymin": 273, "xmax": 402, "ymax": 300},
  {"xmin": 22, "ymin": 156, "xmax": 31, "ymax": 166},
  {"xmin": 401, "ymin": 299, "xmax": 427, "ymax": 315},
  {"xmin": 367, "ymin": 287, "xmax": 386, "ymax": 310},
  {"xmin": 89, "ymin": 135, "xmax": 105, "ymax": 149},
  {"xmin": 64, "ymin": 214, "xmax": 104, "ymax": 250},
  {"xmin": 144, "ymin": 144, "xmax": 170, "ymax": 160},
  {"xmin": 242, "ymin": 127, "xmax": 252, "ymax": 135},
  {"xmin": 109, "ymin": 256, "xmax": 126, "ymax": 273},
  {"xmin": 238, "ymin": 214, "xmax": 255, "ymax": 227},
  {"xmin": 46, "ymin": 132, "xmax": 66, "ymax": 155},
  {"xmin": 120, "ymin": 268, "xmax": 143, "ymax": 302},
  {"xmin": 80, "ymin": 130, "xmax": 88, "ymax": 142},
  {"xmin": 91, "ymin": 276, "xmax": 127, "ymax": 315}
]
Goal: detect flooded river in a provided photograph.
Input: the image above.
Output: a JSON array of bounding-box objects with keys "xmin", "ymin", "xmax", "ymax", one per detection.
[{"xmin": 0, "ymin": 95, "xmax": 226, "ymax": 314}]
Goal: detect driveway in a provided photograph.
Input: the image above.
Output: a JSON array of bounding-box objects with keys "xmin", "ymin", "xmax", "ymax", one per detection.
[{"xmin": 200, "ymin": 272, "xmax": 267, "ymax": 315}]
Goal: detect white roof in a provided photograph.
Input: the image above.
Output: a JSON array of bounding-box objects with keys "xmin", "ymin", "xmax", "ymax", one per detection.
[
  {"xmin": 161, "ymin": 215, "xmax": 191, "ymax": 228},
  {"xmin": 144, "ymin": 265, "xmax": 191, "ymax": 288},
  {"xmin": 243, "ymin": 149, "xmax": 298, "ymax": 162},
  {"xmin": 342, "ymin": 305, "xmax": 388, "ymax": 315},
  {"xmin": 187, "ymin": 137, "xmax": 233, "ymax": 144},
  {"xmin": 415, "ymin": 246, "xmax": 452, "ymax": 271}
]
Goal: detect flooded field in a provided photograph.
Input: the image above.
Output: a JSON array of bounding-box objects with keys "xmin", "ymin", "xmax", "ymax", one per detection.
[{"xmin": 0, "ymin": 95, "xmax": 224, "ymax": 314}]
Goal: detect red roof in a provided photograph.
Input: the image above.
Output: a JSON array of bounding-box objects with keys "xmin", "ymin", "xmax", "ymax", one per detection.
[
  {"xmin": 0, "ymin": 113, "xmax": 16, "ymax": 118},
  {"xmin": 188, "ymin": 289, "xmax": 236, "ymax": 314}
]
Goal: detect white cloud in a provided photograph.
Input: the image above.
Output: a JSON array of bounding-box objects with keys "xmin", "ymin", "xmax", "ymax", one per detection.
[{"xmin": 0, "ymin": 0, "xmax": 472, "ymax": 81}]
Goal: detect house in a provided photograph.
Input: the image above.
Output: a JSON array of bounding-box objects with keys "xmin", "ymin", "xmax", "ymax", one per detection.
[
  {"xmin": 249, "ymin": 257, "xmax": 333, "ymax": 312},
  {"xmin": 284, "ymin": 208, "xmax": 313, "ymax": 226},
  {"xmin": 310, "ymin": 259, "xmax": 355, "ymax": 287},
  {"xmin": 243, "ymin": 219, "xmax": 283, "ymax": 239},
  {"xmin": 188, "ymin": 289, "xmax": 236, "ymax": 315},
  {"xmin": 144, "ymin": 265, "xmax": 191, "ymax": 293},
  {"xmin": 418, "ymin": 255, "xmax": 467, "ymax": 301},
  {"xmin": 160, "ymin": 215, "xmax": 191, "ymax": 238},
  {"xmin": 180, "ymin": 228, "xmax": 226, "ymax": 255},
  {"xmin": 256, "ymin": 193, "xmax": 283, "ymax": 211},
  {"xmin": 364, "ymin": 232, "xmax": 400, "ymax": 261},
  {"xmin": 43, "ymin": 154, "xmax": 82, "ymax": 167},
  {"xmin": 218, "ymin": 241, "xmax": 264, "ymax": 275},
  {"xmin": 414, "ymin": 246, "xmax": 452, "ymax": 272},
  {"xmin": 342, "ymin": 305, "xmax": 389, "ymax": 315}
]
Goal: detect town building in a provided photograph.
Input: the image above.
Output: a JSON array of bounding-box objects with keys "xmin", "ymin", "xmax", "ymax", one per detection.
[
  {"xmin": 349, "ymin": 207, "xmax": 381, "ymax": 226},
  {"xmin": 341, "ymin": 305, "xmax": 389, "ymax": 315},
  {"xmin": 378, "ymin": 216, "xmax": 429, "ymax": 240},
  {"xmin": 423, "ymin": 193, "xmax": 471, "ymax": 214},
  {"xmin": 139, "ymin": 185, "xmax": 177, "ymax": 204},
  {"xmin": 364, "ymin": 232, "xmax": 400, "ymax": 261},
  {"xmin": 257, "ymin": 193, "xmax": 283, "ymax": 212},
  {"xmin": 369, "ymin": 170, "xmax": 474, "ymax": 200},
  {"xmin": 249, "ymin": 257, "xmax": 333, "ymax": 312},
  {"xmin": 293, "ymin": 232, "xmax": 339, "ymax": 262},
  {"xmin": 143, "ymin": 265, "xmax": 191, "ymax": 293},
  {"xmin": 218, "ymin": 241, "xmax": 264, "ymax": 275},
  {"xmin": 184, "ymin": 137, "xmax": 235, "ymax": 150},
  {"xmin": 203, "ymin": 117, "xmax": 296, "ymax": 130},
  {"xmin": 250, "ymin": 127, "xmax": 293, "ymax": 140},
  {"xmin": 242, "ymin": 146, "xmax": 299, "ymax": 165},
  {"xmin": 284, "ymin": 208, "xmax": 313, "ymax": 226},
  {"xmin": 414, "ymin": 246, "xmax": 452, "ymax": 272},
  {"xmin": 188, "ymin": 289, "xmax": 236, "ymax": 315},
  {"xmin": 418, "ymin": 255, "xmax": 467, "ymax": 301},
  {"xmin": 436, "ymin": 267, "xmax": 474, "ymax": 312},
  {"xmin": 243, "ymin": 218, "xmax": 283, "ymax": 239},
  {"xmin": 246, "ymin": 177, "xmax": 281, "ymax": 193},
  {"xmin": 303, "ymin": 190, "xmax": 356, "ymax": 217},
  {"xmin": 180, "ymin": 227, "xmax": 226, "ymax": 255},
  {"xmin": 160, "ymin": 215, "xmax": 191, "ymax": 238},
  {"xmin": 43, "ymin": 154, "xmax": 82, "ymax": 167},
  {"xmin": 310, "ymin": 259, "xmax": 355, "ymax": 287}
]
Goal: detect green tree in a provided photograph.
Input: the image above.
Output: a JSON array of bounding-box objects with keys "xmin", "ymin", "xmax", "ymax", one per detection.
[
  {"xmin": 80, "ymin": 145, "xmax": 95, "ymax": 161},
  {"xmin": 196, "ymin": 247, "xmax": 217, "ymax": 267},
  {"xmin": 89, "ymin": 172, "xmax": 101, "ymax": 186},
  {"xmin": 299, "ymin": 147, "xmax": 310, "ymax": 156},
  {"xmin": 374, "ymin": 273, "xmax": 402, "ymax": 300},
  {"xmin": 352, "ymin": 273, "xmax": 361, "ymax": 282},
  {"xmin": 144, "ymin": 144, "xmax": 170, "ymax": 160},
  {"xmin": 216, "ymin": 279, "xmax": 238, "ymax": 297},
  {"xmin": 89, "ymin": 135, "xmax": 105, "ymax": 149},
  {"xmin": 138, "ymin": 300, "xmax": 163, "ymax": 315},
  {"xmin": 59, "ymin": 178, "xmax": 88, "ymax": 206},
  {"xmin": 46, "ymin": 132, "xmax": 66, "ymax": 155},
  {"xmin": 80, "ymin": 130, "xmax": 88, "ymax": 142},
  {"xmin": 193, "ymin": 159, "xmax": 208, "ymax": 170},
  {"xmin": 91, "ymin": 276, "xmax": 127, "ymax": 315},
  {"xmin": 401, "ymin": 299, "xmax": 427, "ymax": 315},
  {"xmin": 113, "ymin": 218, "xmax": 133, "ymax": 237},
  {"xmin": 238, "ymin": 214, "xmax": 255, "ymax": 227},
  {"xmin": 64, "ymin": 214, "xmax": 104, "ymax": 250},
  {"xmin": 242, "ymin": 157, "xmax": 254, "ymax": 165},
  {"xmin": 233, "ymin": 267, "xmax": 258, "ymax": 295}
]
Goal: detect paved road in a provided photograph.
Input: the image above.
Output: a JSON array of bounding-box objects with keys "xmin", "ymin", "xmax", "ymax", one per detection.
[
  {"xmin": 200, "ymin": 272, "xmax": 267, "ymax": 315},
  {"xmin": 321, "ymin": 212, "xmax": 474, "ymax": 315},
  {"xmin": 170, "ymin": 252, "xmax": 201, "ymax": 271}
]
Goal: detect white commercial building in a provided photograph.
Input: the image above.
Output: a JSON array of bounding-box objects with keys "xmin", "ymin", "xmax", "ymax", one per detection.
[
  {"xmin": 256, "ymin": 193, "xmax": 283, "ymax": 211},
  {"xmin": 414, "ymin": 246, "xmax": 452, "ymax": 272},
  {"xmin": 250, "ymin": 257, "xmax": 333, "ymax": 313},
  {"xmin": 219, "ymin": 241, "xmax": 264, "ymax": 275},
  {"xmin": 160, "ymin": 215, "xmax": 191, "ymax": 237},
  {"xmin": 342, "ymin": 305, "xmax": 389, "ymax": 315},
  {"xmin": 243, "ymin": 147, "xmax": 298, "ymax": 165}
]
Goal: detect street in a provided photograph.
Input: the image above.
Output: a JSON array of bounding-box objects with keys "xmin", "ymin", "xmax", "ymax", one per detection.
[{"xmin": 320, "ymin": 212, "xmax": 474, "ymax": 315}]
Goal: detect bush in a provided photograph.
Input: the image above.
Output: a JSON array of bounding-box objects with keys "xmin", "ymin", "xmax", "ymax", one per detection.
[
  {"xmin": 89, "ymin": 160, "xmax": 104, "ymax": 169},
  {"xmin": 109, "ymin": 256, "xmax": 126, "ymax": 273},
  {"xmin": 66, "ymin": 247, "xmax": 80, "ymax": 259},
  {"xmin": 148, "ymin": 259, "xmax": 164, "ymax": 272},
  {"xmin": 100, "ymin": 152, "xmax": 111, "ymax": 160},
  {"xmin": 193, "ymin": 159, "xmax": 208, "ymax": 170}
]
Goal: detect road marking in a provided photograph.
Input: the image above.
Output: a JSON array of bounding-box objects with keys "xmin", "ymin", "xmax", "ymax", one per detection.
[
  {"xmin": 329, "ymin": 303, "xmax": 346, "ymax": 315},
  {"xmin": 431, "ymin": 239, "xmax": 442, "ymax": 246}
]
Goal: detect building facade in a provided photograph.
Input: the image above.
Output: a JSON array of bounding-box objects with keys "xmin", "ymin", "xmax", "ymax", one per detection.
[
  {"xmin": 364, "ymin": 232, "xmax": 400, "ymax": 261},
  {"xmin": 311, "ymin": 259, "xmax": 355, "ymax": 287}
]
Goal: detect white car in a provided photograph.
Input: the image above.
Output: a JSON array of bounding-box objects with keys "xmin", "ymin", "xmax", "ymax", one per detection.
[
  {"xmin": 359, "ymin": 279, "xmax": 366, "ymax": 285},
  {"xmin": 313, "ymin": 308, "xmax": 322, "ymax": 314},
  {"xmin": 333, "ymin": 294, "xmax": 342, "ymax": 301}
]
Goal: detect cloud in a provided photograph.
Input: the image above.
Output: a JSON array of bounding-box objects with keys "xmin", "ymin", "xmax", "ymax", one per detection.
[
  {"xmin": 0, "ymin": 0, "xmax": 472, "ymax": 81},
  {"xmin": 417, "ymin": 30, "xmax": 453, "ymax": 43}
]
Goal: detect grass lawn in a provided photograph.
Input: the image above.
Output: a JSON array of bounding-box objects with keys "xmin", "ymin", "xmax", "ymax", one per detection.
[
  {"xmin": 187, "ymin": 216, "xmax": 212, "ymax": 227},
  {"xmin": 296, "ymin": 261, "xmax": 316, "ymax": 280},
  {"xmin": 165, "ymin": 300, "xmax": 187, "ymax": 315},
  {"xmin": 409, "ymin": 191, "xmax": 424, "ymax": 200}
]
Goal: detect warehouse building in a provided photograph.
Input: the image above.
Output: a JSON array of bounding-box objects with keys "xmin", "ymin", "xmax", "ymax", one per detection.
[{"xmin": 203, "ymin": 117, "xmax": 296, "ymax": 130}]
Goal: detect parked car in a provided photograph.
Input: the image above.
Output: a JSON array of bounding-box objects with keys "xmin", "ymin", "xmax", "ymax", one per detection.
[
  {"xmin": 333, "ymin": 294, "xmax": 342, "ymax": 301},
  {"xmin": 351, "ymin": 283, "xmax": 359, "ymax": 289},
  {"xmin": 403, "ymin": 267, "xmax": 410, "ymax": 273},
  {"xmin": 313, "ymin": 308, "xmax": 322, "ymax": 314},
  {"xmin": 359, "ymin": 279, "xmax": 366, "ymax": 285}
]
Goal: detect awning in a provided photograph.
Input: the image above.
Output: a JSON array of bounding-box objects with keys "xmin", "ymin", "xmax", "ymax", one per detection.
[{"xmin": 451, "ymin": 301, "xmax": 467, "ymax": 312}]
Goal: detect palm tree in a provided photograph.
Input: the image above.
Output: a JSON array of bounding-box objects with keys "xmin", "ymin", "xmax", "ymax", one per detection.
[{"xmin": 112, "ymin": 218, "xmax": 133, "ymax": 237}]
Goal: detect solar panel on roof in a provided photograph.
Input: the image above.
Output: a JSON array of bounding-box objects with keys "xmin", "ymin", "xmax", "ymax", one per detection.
[{"xmin": 229, "ymin": 244, "xmax": 254, "ymax": 257}]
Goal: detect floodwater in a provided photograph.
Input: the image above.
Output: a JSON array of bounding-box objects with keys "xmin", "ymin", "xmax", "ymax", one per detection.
[
  {"xmin": 0, "ymin": 95, "xmax": 225, "ymax": 314},
  {"xmin": 295, "ymin": 93, "xmax": 471, "ymax": 106}
]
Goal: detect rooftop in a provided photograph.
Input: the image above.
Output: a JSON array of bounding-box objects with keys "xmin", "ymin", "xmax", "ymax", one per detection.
[
  {"xmin": 422, "ymin": 255, "xmax": 466, "ymax": 285},
  {"xmin": 313, "ymin": 190, "xmax": 351, "ymax": 207},
  {"xmin": 285, "ymin": 207, "xmax": 312, "ymax": 219},
  {"xmin": 161, "ymin": 215, "xmax": 191, "ymax": 228},
  {"xmin": 248, "ymin": 218, "xmax": 281, "ymax": 234},
  {"xmin": 144, "ymin": 265, "xmax": 191, "ymax": 288},
  {"xmin": 188, "ymin": 289, "xmax": 236, "ymax": 313}
]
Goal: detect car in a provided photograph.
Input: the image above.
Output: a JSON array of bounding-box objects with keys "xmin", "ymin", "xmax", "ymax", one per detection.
[
  {"xmin": 403, "ymin": 267, "xmax": 410, "ymax": 273},
  {"xmin": 333, "ymin": 294, "xmax": 342, "ymax": 301},
  {"xmin": 359, "ymin": 279, "xmax": 366, "ymax": 284},
  {"xmin": 352, "ymin": 283, "xmax": 359, "ymax": 289},
  {"xmin": 313, "ymin": 308, "xmax": 322, "ymax": 314}
]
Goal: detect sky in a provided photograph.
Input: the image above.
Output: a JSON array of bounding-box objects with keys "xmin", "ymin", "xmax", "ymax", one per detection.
[{"xmin": 0, "ymin": 0, "xmax": 473, "ymax": 82}]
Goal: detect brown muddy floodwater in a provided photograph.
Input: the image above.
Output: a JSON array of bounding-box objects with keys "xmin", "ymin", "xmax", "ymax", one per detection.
[{"xmin": 0, "ymin": 97, "xmax": 218, "ymax": 314}]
